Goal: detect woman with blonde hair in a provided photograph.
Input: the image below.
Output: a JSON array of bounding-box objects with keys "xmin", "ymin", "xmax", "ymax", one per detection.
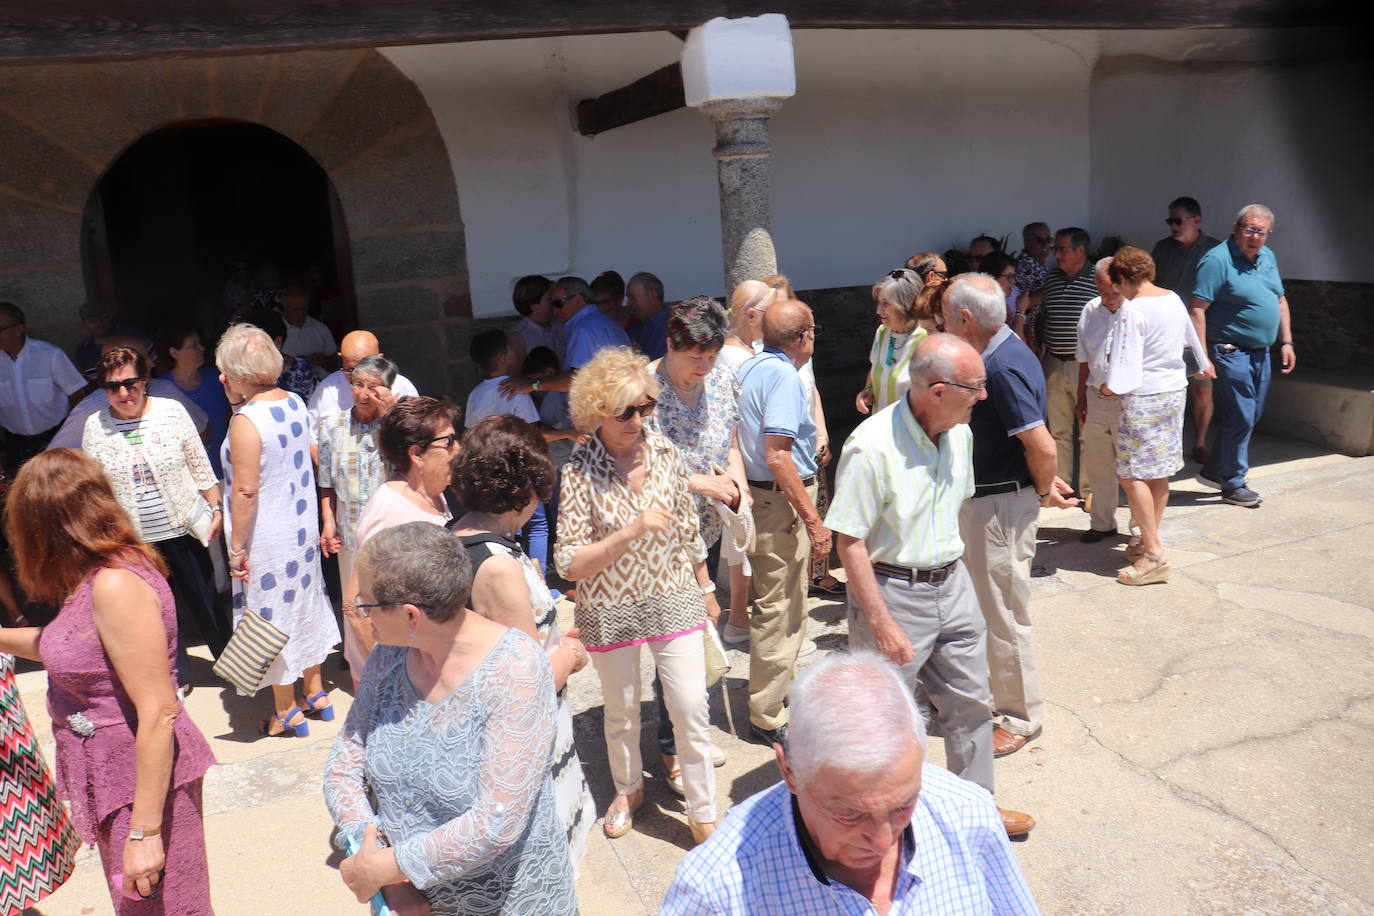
[
  {"xmin": 1, "ymin": 450, "xmax": 215, "ymax": 913},
  {"xmin": 855, "ymin": 268, "xmax": 926, "ymax": 415},
  {"xmin": 555, "ymin": 347, "xmax": 719, "ymax": 843},
  {"xmin": 1101, "ymin": 246, "xmax": 1213, "ymax": 586},
  {"xmin": 217, "ymin": 323, "xmax": 339, "ymax": 736}
]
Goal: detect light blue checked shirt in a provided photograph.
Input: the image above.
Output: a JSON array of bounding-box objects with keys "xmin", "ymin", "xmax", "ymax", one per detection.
[{"xmin": 661, "ymin": 766, "xmax": 1039, "ymax": 915}]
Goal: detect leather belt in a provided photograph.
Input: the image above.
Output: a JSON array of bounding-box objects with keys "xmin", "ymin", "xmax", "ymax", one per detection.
[
  {"xmin": 748, "ymin": 476, "xmax": 816, "ymax": 491},
  {"xmin": 973, "ymin": 479, "xmax": 1033, "ymax": 498},
  {"xmin": 873, "ymin": 559, "xmax": 959, "ymax": 585}
]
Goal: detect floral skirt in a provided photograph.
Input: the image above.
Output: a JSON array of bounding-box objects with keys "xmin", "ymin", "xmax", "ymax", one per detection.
[{"xmin": 1115, "ymin": 388, "xmax": 1187, "ymax": 480}]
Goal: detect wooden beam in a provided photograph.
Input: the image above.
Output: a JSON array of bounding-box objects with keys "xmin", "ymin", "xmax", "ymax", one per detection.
[
  {"xmin": 0, "ymin": 0, "xmax": 1358, "ymax": 64},
  {"xmin": 576, "ymin": 62, "xmax": 685, "ymax": 137}
]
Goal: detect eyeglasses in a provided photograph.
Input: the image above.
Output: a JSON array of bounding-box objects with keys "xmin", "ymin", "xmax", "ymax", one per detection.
[
  {"xmin": 797, "ymin": 326, "xmax": 821, "ymax": 340},
  {"xmin": 552, "ymin": 294, "xmax": 579, "ymax": 309},
  {"xmin": 1238, "ymin": 226, "xmax": 1271, "ymax": 238},
  {"xmin": 0, "ymin": 322, "xmax": 22, "ymax": 333},
  {"xmin": 1052, "ymin": 245, "xmax": 1078, "ymax": 254},
  {"xmin": 924, "ymin": 270, "xmax": 947, "ymax": 280},
  {"xmin": 102, "ymin": 378, "xmax": 146, "ymax": 393},
  {"xmin": 998, "ymin": 272, "xmax": 1017, "ymax": 282},
  {"xmin": 612, "ymin": 399, "xmax": 656, "ymax": 422},
  {"xmin": 929, "ymin": 379, "xmax": 986, "ymax": 393},
  {"xmin": 1164, "ymin": 217, "xmax": 1195, "ymax": 227},
  {"xmin": 426, "ymin": 433, "xmax": 459, "ymax": 449},
  {"xmin": 353, "ymin": 594, "xmax": 434, "ymax": 618}
]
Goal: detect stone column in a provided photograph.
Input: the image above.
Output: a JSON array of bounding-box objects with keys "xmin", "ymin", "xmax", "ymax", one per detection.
[
  {"xmin": 700, "ymin": 97, "xmax": 784, "ymax": 295},
  {"xmin": 682, "ymin": 13, "xmax": 795, "ymax": 296}
]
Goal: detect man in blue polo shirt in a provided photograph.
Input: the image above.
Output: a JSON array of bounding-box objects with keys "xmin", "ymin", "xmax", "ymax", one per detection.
[
  {"xmin": 499, "ymin": 274, "xmax": 631, "ymax": 398},
  {"xmin": 736, "ymin": 299, "xmax": 829, "ymax": 749},
  {"xmin": 942, "ymin": 274, "xmax": 1077, "ymax": 758},
  {"xmin": 1190, "ymin": 204, "xmax": 1295, "ymax": 508}
]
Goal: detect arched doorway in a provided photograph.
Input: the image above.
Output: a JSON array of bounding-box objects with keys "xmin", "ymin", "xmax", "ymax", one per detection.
[{"xmin": 83, "ymin": 120, "xmax": 356, "ymax": 345}]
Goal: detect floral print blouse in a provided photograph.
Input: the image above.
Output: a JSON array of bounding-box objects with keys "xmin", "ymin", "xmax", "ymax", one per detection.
[{"xmin": 647, "ymin": 362, "xmax": 739, "ymax": 548}]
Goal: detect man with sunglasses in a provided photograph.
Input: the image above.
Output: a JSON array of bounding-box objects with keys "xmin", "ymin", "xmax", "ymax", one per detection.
[
  {"xmin": 0, "ymin": 301, "xmax": 86, "ymax": 469},
  {"xmin": 1190, "ymin": 204, "xmax": 1294, "ymax": 508},
  {"xmin": 499, "ymin": 276, "xmax": 630, "ymax": 399},
  {"xmin": 736, "ymin": 299, "xmax": 829, "ymax": 749},
  {"xmin": 1151, "ymin": 197, "xmax": 1222, "ymax": 465}
]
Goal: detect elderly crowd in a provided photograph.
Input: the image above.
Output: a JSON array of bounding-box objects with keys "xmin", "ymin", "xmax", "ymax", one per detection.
[{"xmin": 0, "ymin": 198, "xmax": 1294, "ymax": 915}]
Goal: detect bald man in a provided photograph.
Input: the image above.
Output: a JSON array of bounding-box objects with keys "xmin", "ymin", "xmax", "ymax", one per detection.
[
  {"xmin": 307, "ymin": 330, "xmax": 419, "ymax": 448},
  {"xmin": 736, "ymin": 299, "xmax": 830, "ymax": 748},
  {"xmin": 46, "ymin": 335, "xmax": 209, "ymax": 451}
]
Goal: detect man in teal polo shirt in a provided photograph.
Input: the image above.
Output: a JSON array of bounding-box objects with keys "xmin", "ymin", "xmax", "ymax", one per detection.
[{"xmin": 1190, "ymin": 204, "xmax": 1296, "ymax": 507}]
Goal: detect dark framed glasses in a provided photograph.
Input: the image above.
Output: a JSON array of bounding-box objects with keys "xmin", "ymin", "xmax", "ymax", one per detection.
[
  {"xmin": 426, "ymin": 433, "xmax": 459, "ymax": 449},
  {"xmin": 353, "ymin": 594, "xmax": 434, "ymax": 619},
  {"xmin": 929, "ymin": 379, "xmax": 986, "ymax": 394},
  {"xmin": 102, "ymin": 378, "xmax": 146, "ymax": 393},
  {"xmin": 612, "ymin": 399, "xmax": 656, "ymax": 422}
]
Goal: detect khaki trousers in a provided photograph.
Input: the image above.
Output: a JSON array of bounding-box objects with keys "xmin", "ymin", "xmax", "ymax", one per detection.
[
  {"xmin": 1083, "ymin": 395, "xmax": 1123, "ymax": 533},
  {"xmin": 746, "ymin": 483, "xmax": 815, "ymax": 731},
  {"xmin": 1043, "ymin": 355, "xmax": 1085, "ymax": 493},
  {"xmin": 959, "ymin": 488, "xmax": 1043, "ymax": 736}
]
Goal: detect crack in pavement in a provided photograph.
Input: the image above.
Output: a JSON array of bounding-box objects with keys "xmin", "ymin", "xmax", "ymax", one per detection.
[{"xmin": 1043, "ymin": 698, "xmax": 1370, "ymax": 905}]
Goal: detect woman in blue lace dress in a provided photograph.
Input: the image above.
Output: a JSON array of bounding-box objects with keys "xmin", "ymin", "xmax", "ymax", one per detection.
[{"xmin": 324, "ymin": 522, "xmax": 575, "ymax": 916}]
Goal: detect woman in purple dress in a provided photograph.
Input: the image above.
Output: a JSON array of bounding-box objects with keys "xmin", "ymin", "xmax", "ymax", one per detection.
[{"xmin": 0, "ymin": 449, "xmax": 216, "ymax": 914}]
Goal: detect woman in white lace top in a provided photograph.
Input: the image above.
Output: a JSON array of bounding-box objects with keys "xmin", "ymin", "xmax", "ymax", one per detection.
[
  {"xmin": 82, "ymin": 346, "xmax": 228, "ymax": 685},
  {"xmin": 324, "ymin": 522, "xmax": 575, "ymax": 916}
]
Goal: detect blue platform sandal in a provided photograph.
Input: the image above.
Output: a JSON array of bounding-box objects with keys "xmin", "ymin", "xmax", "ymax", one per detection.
[
  {"xmin": 262, "ymin": 705, "xmax": 309, "ymax": 738},
  {"xmin": 302, "ymin": 691, "xmax": 335, "ymax": 722}
]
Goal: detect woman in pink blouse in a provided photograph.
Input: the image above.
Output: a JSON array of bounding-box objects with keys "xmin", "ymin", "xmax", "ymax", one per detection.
[{"xmin": 555, "ymin": 347, "xmax": 720, "ymax": 845}]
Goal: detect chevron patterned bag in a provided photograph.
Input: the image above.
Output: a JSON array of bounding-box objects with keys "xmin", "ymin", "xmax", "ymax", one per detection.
[{"xmin": 212, "ymin": 610, "xmax": 289, "ymax": 695}]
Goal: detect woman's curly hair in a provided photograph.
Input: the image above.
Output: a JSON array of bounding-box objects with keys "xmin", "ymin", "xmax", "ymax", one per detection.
[{"xmin": 452, "ymin": 415, "xmax": 554, "ymax": 513}]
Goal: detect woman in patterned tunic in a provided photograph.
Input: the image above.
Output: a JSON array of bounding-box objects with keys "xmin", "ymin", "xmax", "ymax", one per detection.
[
  {"xmin": 450, "ymin": 415, "xmax": 596, "ymax": 874},
  {"xmin": 555, "ymin": 347, "xmax": 719, "ymax": 844},
  {"xmin": 0, "ymin": 650, "xmax": 79, "ymax": 914},
  {"xmin": 217, "ymin": 324, "xmax": 340, "ymax": 737},
  {"xmin": 324, "ymin": 523, "xmax": 576, "ymax": 916}
]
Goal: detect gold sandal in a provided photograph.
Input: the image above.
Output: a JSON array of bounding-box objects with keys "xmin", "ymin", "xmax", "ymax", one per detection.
[
  {"xmin": 688, "ymin": 818, "xmax": 716, "ymax": 845},
  {"xmin": 603, "ymin": 788, "xmax": 643, "ymax": 839},
  {"xmin": 1117, "ymin": 552, "xmax": 1170, "ymax": 586}
]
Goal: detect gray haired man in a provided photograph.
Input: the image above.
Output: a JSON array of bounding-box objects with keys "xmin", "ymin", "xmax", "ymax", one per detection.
[
  {"xmin": 828, "ymin": 333, "xmax": 1035, "ymax": 837},
  {"xmin": 662, "ymin": 650, "xmax": 1039, "ymax": 915}
]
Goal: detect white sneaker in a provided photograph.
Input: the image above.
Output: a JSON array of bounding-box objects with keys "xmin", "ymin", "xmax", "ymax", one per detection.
[
  {"xmin": 711, "ymin": 744, "xmax": 727, "ymax": 767},
  {"xmin": 721, "ymin": 622, "xmax": 750, "ymax": 648}
]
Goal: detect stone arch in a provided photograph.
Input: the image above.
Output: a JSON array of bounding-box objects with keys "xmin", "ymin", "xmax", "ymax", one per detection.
[{"xmin": 0, "ymin": 49, "xmax": 470, "ymax": 395}]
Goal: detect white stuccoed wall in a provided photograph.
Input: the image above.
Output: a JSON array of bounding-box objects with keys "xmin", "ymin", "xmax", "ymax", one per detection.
[
  {"xmin": 386, "ymin": 27, "xmax": 1366, "ymax": 318},
  {"xmin": 1089, "ymin": 29, "xmax": 1373, "ymax": 283}
]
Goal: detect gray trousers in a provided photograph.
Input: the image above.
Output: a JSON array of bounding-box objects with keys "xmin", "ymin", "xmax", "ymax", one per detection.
[{"xmin": 847, "ymin": 560, "xmax": 994, "ymax": 793}]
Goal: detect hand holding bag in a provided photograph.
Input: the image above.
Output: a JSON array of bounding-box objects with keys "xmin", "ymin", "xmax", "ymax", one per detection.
[{"xmin": 212, "ymin": 609, "xmax": 288, "ymax": 695}]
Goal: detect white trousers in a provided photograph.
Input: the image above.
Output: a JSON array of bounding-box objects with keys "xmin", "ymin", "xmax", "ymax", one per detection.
[{"xmin": 591, "ymin": 631, "xmax": 718, "ymax": 823}]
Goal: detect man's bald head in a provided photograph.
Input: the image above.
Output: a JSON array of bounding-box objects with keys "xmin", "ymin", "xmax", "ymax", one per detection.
[
  {"xmin": 908, "ymin": 333, "xmax": 986, "ymax": 438},
  {"xmin": 761, "ymin": 299, "xmax": 813, "ymax": 350},
  {"xmin": 340, "ymin": 330, "xmax": 381, "ymax": 365}
]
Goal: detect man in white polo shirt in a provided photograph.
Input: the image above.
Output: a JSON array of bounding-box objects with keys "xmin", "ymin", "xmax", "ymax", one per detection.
[
  {"xmin": 0, "ymin": 301, "xmax": 86, "ymax": 469},
  {"xmin": 1075, "ymin": 258, "xmax": 1127, "ymax": 542},
  {"xmin": 281, "ymin": 285, "xmax": 337, "ymax": 380},
  {"xmin": 307, "ymin": 329, "xmax": 419, "ymax": 456},
  {"xmin": 827, "ymin": 333, "xmax": 1034, "ymax": 837}
]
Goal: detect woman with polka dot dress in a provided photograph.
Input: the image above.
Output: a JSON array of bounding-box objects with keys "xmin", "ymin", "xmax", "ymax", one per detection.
[{"xmin": 216, "ymin": 324, "xmax": 340, "ymax": 738}]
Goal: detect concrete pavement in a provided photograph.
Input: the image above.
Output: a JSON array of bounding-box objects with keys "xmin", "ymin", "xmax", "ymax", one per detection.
[{"xmin": 17, "ymin": 433, "xmax": 1374, "ymax": 915}]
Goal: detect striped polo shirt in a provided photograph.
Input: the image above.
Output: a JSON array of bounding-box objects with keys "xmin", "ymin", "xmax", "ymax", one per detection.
[{"xmin": 1038, "ymin": 266, "xmax": 1099, "ymax": 359}]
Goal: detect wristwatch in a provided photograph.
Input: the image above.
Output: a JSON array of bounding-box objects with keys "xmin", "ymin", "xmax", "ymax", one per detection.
[
  {"xmin": 128, "ymin": 826, "xmax": 161, "ymax": 841},
  {"xmin": 1037, "ymin": 490, "xmax": 1050, "ymax": 500}
]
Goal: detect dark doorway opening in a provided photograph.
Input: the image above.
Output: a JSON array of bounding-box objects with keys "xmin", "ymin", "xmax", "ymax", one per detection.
[{"xmin": 83, "ymin": 120, "xmax": 355, "ymax": 346}]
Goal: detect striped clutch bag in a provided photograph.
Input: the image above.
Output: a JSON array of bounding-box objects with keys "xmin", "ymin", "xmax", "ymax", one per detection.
[{"xmin": 212, "ymin": 610, "xmax": 289, "ymax": 695}]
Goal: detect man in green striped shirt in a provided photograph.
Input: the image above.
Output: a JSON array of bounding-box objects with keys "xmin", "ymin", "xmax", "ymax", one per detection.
[{"xmin": 827, "ymin": 333, "xmax": 1034, "ymax": 836}]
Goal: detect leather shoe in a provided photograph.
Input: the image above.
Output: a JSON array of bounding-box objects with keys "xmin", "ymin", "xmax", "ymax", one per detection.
[
  {"xmin": 1079, "ymin": 526, "xmax": 1117, "ymax": 543},
  {"xmin": 998, "ymin": 806, "xmax": 1036, "ymax": 837},
  {"xmin": 750, "ymin": 722, "xmax": 788, "ymax": 750},
  {"xmin": 992, "ymin": 725, "xmax": 1041, "ymax": 758}
]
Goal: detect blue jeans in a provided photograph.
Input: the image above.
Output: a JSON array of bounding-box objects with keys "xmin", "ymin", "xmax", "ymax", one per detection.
[
  {"xmin": 1202, "ymin": 344, "xmax": 1272, "ymax": 491},
  {"xmin": 521, "ymin": 500, "xmax": 549, "ymax": 573}
]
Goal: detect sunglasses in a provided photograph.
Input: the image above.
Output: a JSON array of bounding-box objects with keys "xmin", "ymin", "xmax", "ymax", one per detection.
[
  {"xmin": 102, "ymin": 378, "xmax": 146, "ymax": 393},
  {"xmin": 612, "ymin": 399, "xmax": 657, "ymax": 422},
  {"xmin": 1165, "ymin": 217, "xmax": 1195, "ymax": 227},
  {"xmin": 552, "ymin": 294, "xmax": 579, "ymax": 308}
]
